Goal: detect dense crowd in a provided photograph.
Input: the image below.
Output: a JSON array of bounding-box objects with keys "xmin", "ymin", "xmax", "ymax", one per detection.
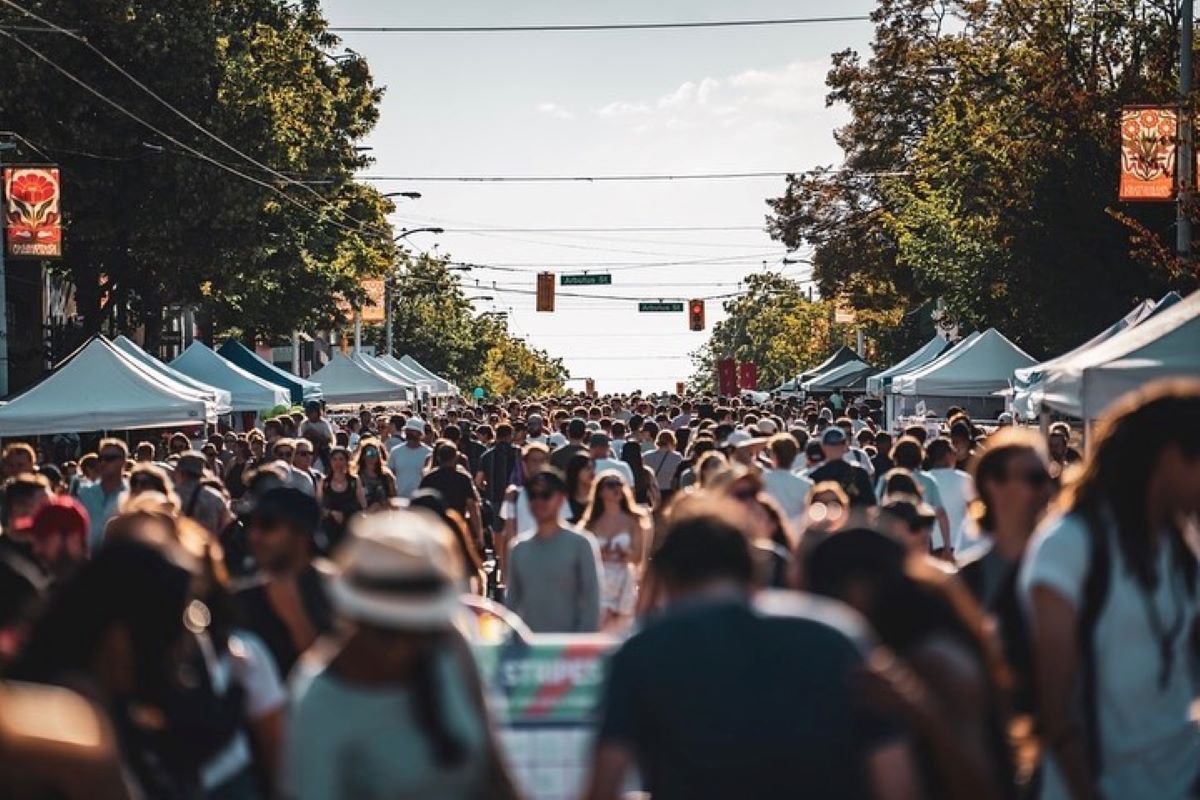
[{"xmin": 0, "ymin": 380, "xmax": 1199, "ymax": 799}]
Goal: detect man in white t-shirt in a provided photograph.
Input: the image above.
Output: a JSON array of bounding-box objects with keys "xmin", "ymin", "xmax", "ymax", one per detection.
[
  {"xmin": 589, "ymin": 432, "xmax": 634, "ymax": 486},
  {"xmin": 761, "ymin": 433, "xmax": 813, "ymax": 524},
  {"xmin": 386, "ymin": 417, "xmax": 431, "ymax": 499},
  {"xmin": 926, "ymin": 437, "xmax": 976, "ymax": 554}
]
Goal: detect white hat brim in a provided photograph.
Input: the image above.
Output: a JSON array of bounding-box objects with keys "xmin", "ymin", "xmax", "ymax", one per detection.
[{"xmin": 331, "ymin": 578, "xmax": 461, "ymax": 630}]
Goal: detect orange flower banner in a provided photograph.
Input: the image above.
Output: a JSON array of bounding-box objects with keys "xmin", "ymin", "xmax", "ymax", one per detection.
[
  {"xmin": 4, "ymin": 166, "xmax": 62, "ymax": 259},
  {"xmin": 1119, "ymin": 107, "xmax": 1177, "ymax": 202}
]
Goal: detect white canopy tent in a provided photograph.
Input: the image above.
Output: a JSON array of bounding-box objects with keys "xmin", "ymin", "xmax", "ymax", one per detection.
[
  {"xmin": 112, "ymin": 336, "xmax": 233, "ymax": 415},
  {"xmin": 170, "ymin": 342, "xmax": 290, "ymax": 412},
  {"xmin": 351, "ymin": 352, "xmax": 417, "ymax": 398},
  {"xmin": 889, "ymin": 329, "xmax": 1036, "ymax": 420},
  {"xmin": 802, "ymin": 358, "xmax": 876, "ymax": 393},
  {"xmin": 1037, "ymin": 290, "xmax": 1200, "ymax": 420},
  {"xmin": 866, "ymin": 336, "xmax": 949, "ymax": 395},
  {"xmin": 0, "ymin": 337, "xmax": 217, "ymax": 435},
  {"xmin": 397, "ymin": 354, "xmax": 456, "ymax": 396},
  {"xmin": 374, "ymin": 354, "xmax": 436, "ymax": 395},
  {"xmin": 1012, "ymin": 293, "xmax": 1181, "ymax": 419},
  {"xmin": 309, "ymin": 352, "xmax": 410, "ymax": 405}
]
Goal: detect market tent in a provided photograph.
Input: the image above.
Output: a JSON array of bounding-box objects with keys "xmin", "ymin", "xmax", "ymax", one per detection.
[
  {"xmin": 112, "ymin": 336, "xmax": 233, "ymax": 415},
  {"xmin": 865, "ymin": 336, "xmax": 950, "ymax": 395},
  {"xmin": 0, "ymin": 336, "xmax": 216, "ymax": 435},
  {"xmin": 350, "ymin": 352, "xmax": 415, "ymax": 398},
  {"xmin": 376, "ymin": 354, "xmax": 437, "ymax": 394},
  {"xmin": 773, "ymin": 378, "xmax": 801, "ymax": 395},
  {"xmin": 309, "ymin": 351, "xmax": 409, "ymax": 405},
  {"xmin": 802, "ymin": 358, "xmax": 876, "ymax": 393},
  {"xmin": 891, "ymin": 329, "xmax": 1036, "ymax": 397},
  {"xmin": 1010, "ymin": 296, "xmax": 1171, "ymax": 419},
  {"xmin": 797, "ymin": 346, "xmax": 862, "ymax": 385},
  {"xmin": 397, "ymin": 354, "xmax": 456, "ymax": 396},
  {"xmin": 1038, "ymin": 290, "xmax": 1200, "ymax": 419},
  {"xmin": 217, "ymin": 340, "xmax": 322, "ymax": 404},
  {"xmin": 170, "ymin": 342, "xmax": 290, "ymax": 412}
]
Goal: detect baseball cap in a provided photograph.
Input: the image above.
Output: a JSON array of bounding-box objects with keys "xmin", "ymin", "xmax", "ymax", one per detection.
[
  {"xmin": 589, "ymin": 432, "xmax": 611, "ymax": 448},
  {"xmin": 820, "ymin": 427, "xmax": 848, "ymax": 446},
  {"xmin": 997, "ymin": 412, "xmax": 1014, "ymax": 426},
  {"xmin": 404, "ymin": 417, "xmax": 427, "ymax": 434},
  {"xmin": 756, "ymin": 418, "xmax": 778, "ymax": 435}
]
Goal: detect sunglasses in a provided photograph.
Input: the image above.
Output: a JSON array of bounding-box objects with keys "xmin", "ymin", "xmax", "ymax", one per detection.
[
  {"xmin": 1016, "ymin": 468, "xmax": 1052, "ymax": 488},
  {"xmin": 295, "ymin": 450, "xmax": 313, "ymax": 458},
  {"xmin": 527, "ymin": 490, "xmax": 558, "ymax": 502},
  {"xmin": 275, "ymin": 449, "xmax": 294, "ymax": 459}
]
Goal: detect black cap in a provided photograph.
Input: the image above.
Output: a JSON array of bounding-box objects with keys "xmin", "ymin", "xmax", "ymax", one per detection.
[{"xmin": 525, "ymin": 468, "xmax": 567, "ymax": 496}]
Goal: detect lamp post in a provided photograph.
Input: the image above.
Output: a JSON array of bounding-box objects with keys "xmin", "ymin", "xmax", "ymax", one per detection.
[{"xmin": 385, "ymin": 227, "xmax": 444, "ymax": 357}]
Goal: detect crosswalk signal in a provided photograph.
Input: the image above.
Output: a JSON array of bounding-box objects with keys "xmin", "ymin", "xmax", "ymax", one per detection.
[
  {"xmin": 536, "ymin": 272, "xmax": 555, "ymax": 312},
  {"xmin": 688, "ymin": 299, "xmax": 705, "ymax": 331}
]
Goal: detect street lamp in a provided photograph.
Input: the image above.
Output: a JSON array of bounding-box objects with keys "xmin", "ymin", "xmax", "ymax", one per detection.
[{"xmin": 385, "ymin": 227, "xmax": 445, "ymax": 356}]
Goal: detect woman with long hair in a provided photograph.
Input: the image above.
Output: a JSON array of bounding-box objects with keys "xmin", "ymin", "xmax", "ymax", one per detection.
[
  {"xmin": 620, "ymin": 441, "xmax": 660, "ymax": 510},
  {"xmin": 806, "ymin": 529, "xmax": 1017, "ymax": 800},
  {"xmin": 320, "ymin": 447, "xmax": 362, "ymax": 552},
  {"xmin": 1022, "ymin": 381, "xmax": 1200, "ymax": 800},
  {"xmin": 579, "ymin": 470, "xmax": 651, "ymax": 631},
  {"xmin": 351, "ymin": 438, "xmax": 397, "ymax": 511},
  {"xmin": 564, "ymin": 453, "xmax": 595, "ymax": 524}
]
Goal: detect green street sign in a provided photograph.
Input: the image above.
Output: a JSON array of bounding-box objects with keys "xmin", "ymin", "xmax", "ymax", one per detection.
[
  {"xmin": 638, "ymin": 301, "xmax": 684, "ymax": 313},
  {"xmin": 560, "ymin": 273, "xmax": 612, "ymax": 286}
]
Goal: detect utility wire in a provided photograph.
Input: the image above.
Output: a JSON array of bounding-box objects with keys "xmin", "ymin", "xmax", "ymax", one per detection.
[
  {"xmin": 328, "ymin": 15, "xmax": 870, "ymax": 33},
  {"xmin": 0, "ymin": 28, "xmax": 381, "ymax": 242},
  {"xmin": 358, "ymin": 171, "xmax": 888, "ymax": 183},
  {"xmin": 0, "ymin": 0, "xmax": 393, "ymax": 241}
]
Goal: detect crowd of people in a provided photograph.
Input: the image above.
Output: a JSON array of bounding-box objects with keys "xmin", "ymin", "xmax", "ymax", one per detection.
[{"xmin": 0, "ymin": 380, "xmax": 1198, "ymax": 799}]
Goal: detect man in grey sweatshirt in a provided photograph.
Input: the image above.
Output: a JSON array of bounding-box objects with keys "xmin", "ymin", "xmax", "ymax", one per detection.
[{"xmin": 505, "ymin": 468, "xmax": 603, "ymax": 633}]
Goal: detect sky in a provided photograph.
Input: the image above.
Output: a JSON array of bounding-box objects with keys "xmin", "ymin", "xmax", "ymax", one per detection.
[{"xmin": 322, "ymin": 0, "xmax": 878, "ymax": 392}]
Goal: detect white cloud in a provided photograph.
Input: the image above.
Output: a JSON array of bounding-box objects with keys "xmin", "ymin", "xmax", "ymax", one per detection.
[
  {"xmin": 535, "ymin": 101, "xmax": 574, "ymax": 120},
  {"xmin": 596, "ymin": 100, "xmax": 651, "ymax": 117}
]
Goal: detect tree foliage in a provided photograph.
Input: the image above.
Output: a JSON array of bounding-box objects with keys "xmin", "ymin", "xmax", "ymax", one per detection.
[
  {"xmin": 1, "ymin": 0, "xmax": 396, "ymax": 349},
  {"xmin": 766, "ymin": 0, "xmax": 1197, "ymax": 367}
]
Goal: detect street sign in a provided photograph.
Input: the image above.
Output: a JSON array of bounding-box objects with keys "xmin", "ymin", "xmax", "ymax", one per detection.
[
  {"xmin": 638, "ymin": 301, "xmax": 684, "ymax": 313},
  {"xmin": 560, "ymin": 273, "xmax": 612, "ymax": 286}
]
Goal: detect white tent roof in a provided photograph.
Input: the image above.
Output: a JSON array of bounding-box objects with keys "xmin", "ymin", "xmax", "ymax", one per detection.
[
  {"xmin": 398, "ymin": 354, "xmax": 456, "ymax": 396},
  {"xmin": 351, "ymin": 352, "xmax": 416, "ymax": 398},
  {"xmin": 802, "ymin": 359, "xmax": 875, "ymax": 392},
  {"xmin": 891, "ymin": 329, "xmax": 1036, "ymax": 397},
  {"xmin": 170, "ymin": 342, "xmax": 290, "ymax": 412},
  {"xmin": 1038, "ymin": 290, "xmax": 1200, "ymax": 419},
  {"xmin": 309, "ymin": 352, "xmax": 409, "ymax": 405},
  {"xmin": 0, "ymin": 337, "xmax": 216, "ymax": 435},
  {"xmin": 112, "ymin": 336, "xmax": 233, "ymax": 416},
  {"xmin": 866, "ymin": 336, "xmax": 949, "ymax": 394},
  {"xmin": 375, "ymin": 354, "xmax": 437, "ymax": 393}
]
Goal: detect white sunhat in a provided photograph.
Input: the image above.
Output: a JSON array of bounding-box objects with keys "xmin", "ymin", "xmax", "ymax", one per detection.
[
  {"xmin": 332, "ymin": 509, "xmax": 464, "ymax": 631},
  {"xmin": 757, "ymin": 418, "xmax": 779, "ymax": 435},
  {"xmin": 403, "ymin": 416, "xmax": 427, "ymax": 434}
]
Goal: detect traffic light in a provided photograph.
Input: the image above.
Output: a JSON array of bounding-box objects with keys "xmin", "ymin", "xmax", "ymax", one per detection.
[
  {"xmin": 585, "ymin": 378, "xmax": 596, "ymax": 396},
  {"xmin": 536, "ymin": 272, "xmax": 555, "ymax": 312},
  {"xmin": 688, "ymin": 298, "xmax": 705, "ymax": 331}
]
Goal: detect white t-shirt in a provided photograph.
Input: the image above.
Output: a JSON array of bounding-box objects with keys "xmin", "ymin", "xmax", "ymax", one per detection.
[
  {"xmin": 1020, "ymin": 512, "xmax": 1200, "ymax": 800},
  {"xmin": 929, "ymin": 467, "xmax": 975, "ymax": 552},
  {"xmin": 762, "ymin": 468, "xmax": 814, "ymax": 524},
  {"xmin": 501, "ymin": 487, "xmax": 567, "ymax": 541},
  {"xmin": 387, "ymin": 443, "xmax": 431, "ymax": 499}
]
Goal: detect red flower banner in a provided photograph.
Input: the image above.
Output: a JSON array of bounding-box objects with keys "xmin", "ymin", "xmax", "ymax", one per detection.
[
  {"xmin": 1119, "ymin": 107, "xmax": 1177, "ymax": 202},
  {"xmin": 4, "ymin": 166, "xmax": 62, "ymax": 259}
]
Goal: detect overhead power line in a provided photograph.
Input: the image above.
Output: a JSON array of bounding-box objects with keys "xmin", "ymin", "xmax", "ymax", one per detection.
[
  {"xmin": 450, "ymin": 225, "xmax": 764, "ymax": 233},
  {"xmin": 328, "ymin": 15, "xmax": 870, "ymax": 33},
  {"xmin": 362, "ymin": 171, "xmax": 800, "ymax": 183}
]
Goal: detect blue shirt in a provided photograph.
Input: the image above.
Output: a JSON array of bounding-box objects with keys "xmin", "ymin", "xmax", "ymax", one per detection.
[{"xmin": 78, "ymin": 479, "xmax": 127, "ymax": 550}]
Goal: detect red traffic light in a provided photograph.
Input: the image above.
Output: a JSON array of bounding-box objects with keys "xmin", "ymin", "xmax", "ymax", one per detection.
[{"xmin": 688, "ymin": 298, "xmax": 705, "ymax": 331}]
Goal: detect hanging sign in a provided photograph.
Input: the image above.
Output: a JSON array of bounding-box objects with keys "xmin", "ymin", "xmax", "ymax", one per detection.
[
  {"xmin": 4, "ymin": 165, "xmax": 62, "ymax": 259},
  {"xmin": 560, "ymin": 273, "xmax": 612, "ymax": 286},
  {"xmin": 638, "ymin": 301, "xmax": 683, "ymax": 313},
  {"xmin": 1118, "ymin": 107, "xmax": 1177, "ymax": 202}
]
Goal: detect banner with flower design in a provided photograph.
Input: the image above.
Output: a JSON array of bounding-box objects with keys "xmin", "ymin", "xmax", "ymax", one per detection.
[
  {"xmin": 4, "ymin": 166, "xmax": 62, "ymax": 259},
  {"xmin": 1119, "ymin": 107, "xmax": 1177, "ymax": 202}
]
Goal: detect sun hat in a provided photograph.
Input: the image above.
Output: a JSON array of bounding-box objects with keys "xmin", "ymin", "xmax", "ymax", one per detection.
[
  {"xmin": 403, "ymin": 416, "xmax": 427, "ymax": 434},
  {"xmin": 332, "ymin": 509, "xmax": 464, "ymax": 630},
  {"xmin": 757, "ymin": 418, "xmax": 779, "ymax": 435}
]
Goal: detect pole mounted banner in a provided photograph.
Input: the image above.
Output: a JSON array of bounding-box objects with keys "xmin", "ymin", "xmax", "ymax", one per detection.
[
  {"xmin": 1118, "ymin": 107, "xmax": 1178, "ymax": 202},
  {"xmin": 4, "ymin": 165, "xmax": 63, "ymax": 259}
]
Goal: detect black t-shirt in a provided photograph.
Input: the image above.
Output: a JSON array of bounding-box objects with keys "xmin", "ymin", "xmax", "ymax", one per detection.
[
  {"xmin": 549, "ymin": 442, "xmax": 587, "ymax": 472},
  {"xmin": 419, "ymin": 467, "xmax": 480, "ymax": 516},
  {"xmin": 234, "ymin": 563, "xmax": 333, "ymax": 679},
  {"xmin": 808, "ymin": 459, "xmax": 877, "ymax": 508},
  {"xmin": 479, "ymin": 443, "xmax": 519, "ymax": 506},
  {"xmin": 596, "ymin": 596, "xmax": 896, "ymax": 800}
]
